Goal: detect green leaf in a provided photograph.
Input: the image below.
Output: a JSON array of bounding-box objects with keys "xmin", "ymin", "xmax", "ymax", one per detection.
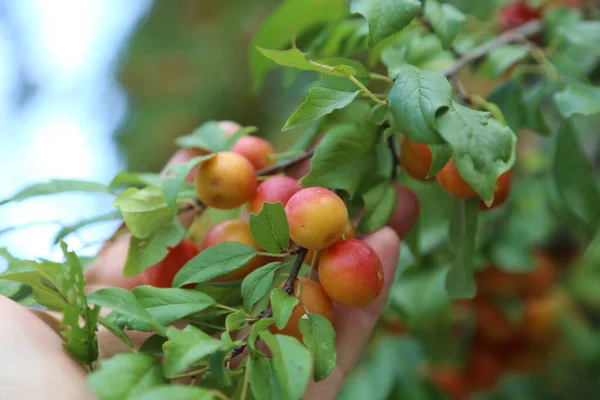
[
  {"xmin": 298, "ymin": 313, "xmax": 337, "ymax": 382},
  {"xmin": 260, "ymin": 332, "xmax": 312, "ymax": 400},
  {"xmin": 173, "ymin": 242, "xmax": 258, "ymax": 287},
  {"xmin": 423, "ymin": 0, "xmax": 466, "ymax": 49},
  {"xmin": 87, "ymin": 288, "xmax": 164, "ymax": 334},
  {"xmin": 225, "ymin": 309, "xmax": 247, "ymax": 334},
  {"xmin": 256, "ymin": 47, "xmax": 357, "ymax": 77},
  {"xmin": 388, "ymin": 64, "xmax": 451, "ymax": 145},
  {"xmin": 53, "ymin": 210, "xmax": 122, "ymax": 244},
  {"xmin": 249, "ymin": 202, "xmax": 290, "ymax": 254},
  {"xmin": 123, "ymin": 219, "xmax": 186, "ymax": 277},
  {"xmin": 317, "ymin": 57, "xmax": 371, "ymax": 79},
  {"xmin": 250, "ymin": 357, "xmax": 279, "ymax": 400},
  {"xmin": 248, "ymin": 318, "xmax": 276, "ymax": 357},
  {"xmin": 446, "ymin": 198, "xmax": 480, "ymax": 299},
  {"xmin": 351, "ymin": 0, "xmax": 421, "ymax": 48},
  {"xmin": 300, "ymin": 123, "xmax": 378, "ymax": 196},
  {"xmin": 487, "ymin": 80, "xmax": 526, "ymax": 133},
  {"xmin": 163, "ymin": 155, "xmax": 214, "ymax": 214},
  {"xmin": 139, "ymin": 334, "xmax": 167, "ymax": 355},
  {"xmin": 553, "ymin": 83, "xmax": 600, "ymax": 118},
  {"xmin": 163, "ymin": 325, "xmax": 225, "ymax": 378},
  {"xmin": 250, "ymin": 0, "xmax": 349, "ymax": 91},
  {"xmin": 358, "ymin": 182, "xmax": 398, "ymax": 233},
  {"xmin": 87, "ymin": 353, "xmax": 167, "ymax": 400},
  {"xmin": 554, "ymin": 120, "xmax": 600, "ymax": 228},
  {"xmin": 223, "ymin": 126, "xmax": 259, "ymax": 150},
  {"xmin": 59, "ymin": 242, "xmax": 100, "ymax": 365},
  {"xmin": 427, "ymin": 143, "xmax": 452, "ymax": 179},
  {"xmin": 0, "ymin": 280, "xmax": 21, "ymax": 297},
  {"xmin": 283, "ymin": 88, "xmax": 360, "ymax": 131},
  {"xmin": 132, "ymin": 285, "xmax": 215, "ymax": 326},
  {"xmin": 98, "ymin": 315, "xmax": 134, "ymax": 349},
  {"xmin": 369, "ymin": 104, "xmax": 389, "ymax": 125},
  {"xmin": 109, "ymin": 172, "xmax": 163, "ymax": 190},
  {"xmin": 241, "ymin": 262, "xmax": 282, "ymax": 313},
  {"xmin": 129, "ymin": 386, "xmax": 215, "ymax": 400},
  {"xmin": 0, "ymin": 179, "xmax": 111, "ymax": 206},
  {"xmin": 113, "ymin": 187, "xmax": 174, "ymax": 239},
  {"xmin": 175, "ymin": 121, "xmax": 227, "ymax": 152},
  {"xmin": 270, "ymin": 288, "xmax": 300, "ymax": 330},
  {"xmin": 436, "ymin": 102, "xmax": 516, "ymax": 202},
  {"xmin": 479, "ymin": 45, "xmax": 529, "ymax": 78},
  {"xmin": 557, "ymin": 21, "xmax": 600, "ymax": 54}
]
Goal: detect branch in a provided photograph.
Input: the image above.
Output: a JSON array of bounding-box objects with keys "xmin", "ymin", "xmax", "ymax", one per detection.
[
  {"xmin": 443, "ymin": 19, "xmax": 543, "ymax": 78},
  {"xmin": 229, "ymin": 248, "xmax": 308, "ymax": 359},
  {"xmin": 256, "ymin": 148, "xmax": 315, "ymax": 176}
]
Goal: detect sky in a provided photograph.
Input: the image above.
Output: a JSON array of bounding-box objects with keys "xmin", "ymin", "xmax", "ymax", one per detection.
[{"xmin": 0, "ymin": 0, "xmax": 152, "ymax": 266}]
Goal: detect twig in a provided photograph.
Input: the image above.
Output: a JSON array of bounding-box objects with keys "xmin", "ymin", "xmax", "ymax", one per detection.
[
  {"xmin": 443, "ymin": 19, "xmax": 543, "ymax": 78},
  {"xmin": 229, "ymin": 248, "xmax": 308, "ymax": 359},
  {"xmin": 256, "ymin": 148, "xmax": 315, "ymax": 176},
  {"xmin": 452, "ymin": 77, "xmax": 472, "ymax": 105}
]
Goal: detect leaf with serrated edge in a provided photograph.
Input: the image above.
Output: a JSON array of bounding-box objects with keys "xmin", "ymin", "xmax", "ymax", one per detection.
[
  {"xmin": 388, "ymin": 64, "xmax": 452, "ymax": 145},
  {"xmin": 446, "ymin": 199, "xmax": 479, "ymax": 299},
  {"xmin": 163, "ymin": 325, "xmax": 225, "ymax": 378},
  {"xmin": 173, "ymin": 242, "xmax": 258, "ymax": 287},
  {"xmin": 113, "ymin": 186, "xmax": 174, "ymax": 239},
  {"xmin": 87, "ymin": 353, "xmax": 167, "ymax": 400},
  {"xmin": 424, "ymin": 0, "xmax": 466, "ymax": 49},
  {"xmin": 241, "ymin": 262, "xmax": 282, "ymax": 313},
  {"xmin": 249, "ymin": 202, "xmax": 290, "ymax": 254},
  {"xmin": 123, "ymin": 219, "xmax": 186, "ymax": 277},
  {"xmin": 299, "ymin": 313, "xmax": 337, "ymax": 381},
  {"xmin": 257, "ymin": 47, "xmax": 357, "ymax": 76},
  {"xmin": 132, "ymin": 285, "xmax": 215, "ymax": 326},
  {"xmin": 436, "ymin": 102, "xmax": 516, "ymax": 202},
  {"xmin": 163, "ymin": 155, "xmax": 214, "ymax": 214},
  {"xmin": 283, "ymin": 88, "xmax": 360, "ymax": 131},
  {"xmin": 351, "ymin": 0, "xmax": 421, "ymax": 48},
  {"xmin": 358, "ymin": 182, "xmax": 398, "ymax": 233},
  {"xmin": 260, "ymin": 332, "xmax": 312, "ymax": 400},
  {"xmin": 271, "ymin": 288, "xmax": 300, "ymax": 329},
  {"xmin": 98, "ymin": 315, "xmax": 134, "ymax": 348}
]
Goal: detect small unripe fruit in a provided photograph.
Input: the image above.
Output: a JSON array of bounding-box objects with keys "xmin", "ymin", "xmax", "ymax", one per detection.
[
  {"xmin": 285, "ymin": 187, "xmax": 349, "ymax": 250},
  {"xmin": 306, "ymin": 221, "xmax": 356, "ymax": 268},
  {"xmin": 437, "ymin": 159, "xmax": 478, "ymax": 199},
  {"xmin": 271, "ymin": 277, "xmax": 334, "ymax": 341},
  {"xmin": 399, "ymin": 137, "xmax": 434, "ymax": 181},
  {"xmin": 195, "ymin": 152, "xmax": 257, "ymax": 209},
  {"xmin": 318, "ymin": 239, "xmax": 384, "ymax": 308},
  {"xmin": 480, "ymin": 170, "xmax": 512, "ymax": 211},
  {"xmin": 248, "ymin": 176, "xmax": 303, "ymax": 215},
  {"xmin": 145, "ymin": 239, "xmax": 200, "ymax": 288},
  {"xmin": 230, "ymin": 136, "xmax": 276, "ymax": 170},
  {"xmin": 201, "ymin": 219, "xmax": 264, "ymax": 282}
]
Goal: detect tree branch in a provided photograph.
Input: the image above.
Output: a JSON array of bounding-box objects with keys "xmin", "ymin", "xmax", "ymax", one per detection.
[
  {"xmin": 443, "ymin": 19, "xmax": 543, "ymax": 78},
  {"xmin": 229, "ymin": 248, "xmax": 308, "ymax": 359},
  {"xmin": 257, "ymin": 148, "xmax": 315, "ymax": 176}
]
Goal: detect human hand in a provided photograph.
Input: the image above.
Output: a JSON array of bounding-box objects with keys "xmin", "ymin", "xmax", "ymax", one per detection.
[{"xmin": 0, "ymin": 121, "xmax": 419, "ymax": 400}]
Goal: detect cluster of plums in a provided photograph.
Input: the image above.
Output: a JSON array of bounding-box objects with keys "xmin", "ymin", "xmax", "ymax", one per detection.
[{"xmin": 142, "ymin": 133, "xmax": 384, "ymax": 340}]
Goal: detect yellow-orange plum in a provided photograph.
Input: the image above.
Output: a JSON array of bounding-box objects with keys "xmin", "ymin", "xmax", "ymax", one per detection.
[
  {"xmin": 195, "ymin": 152, "xmax": 257, "ymax": 209},
  {"xmin": 248, "ymin": 176, "xmax": 303, "ymax": 215},
  {"xmin": 230, "ymin": 136, "xmax": 276, "ymax": 170},
  {"xmin": 271, "ymin": 277, "xmax": 334, "ymax": 341},
  {"xmin": 318, "ymin": 239, "xmax": 384, "ymax": 308},
  {"xmin": 201, "ymin": 219, "xmax": 264, "ymax": 282},
  {"xmin": 284, "ymin": 187, "xmax": 348, "ymax": 250}
]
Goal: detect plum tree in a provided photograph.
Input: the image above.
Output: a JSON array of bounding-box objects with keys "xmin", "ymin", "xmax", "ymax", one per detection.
[
  {"xmin": 144, "ymin": 238, "xmax": 200, "ymax": 288},
  {"xmin": 201, "ymin": 219, "xmax": 264, "ymax": 282},
  {"xmin": 248, "ymin": 175, "xmax": 303, "ymax": 215},
  {"xmin": 399, "ymin": 137, "xmax": 434, "ymax": 181},
  {"xmin": 318, "ymin": 239, "xmax": 384, "ymax": 308},
  {"xmin": 230, "ymin": 135, "xmax": 276, "ymax": 170},
  {"xmin": 285, "ymin": 187, "xmax": 349, "ymax": 250},
  {"xmin": 195, "ymin": 152, "xmax": 257, "ymax": 209},
  {"xmin": 271, "ymin": 277, "xmax": 334, "ymax": 341}
]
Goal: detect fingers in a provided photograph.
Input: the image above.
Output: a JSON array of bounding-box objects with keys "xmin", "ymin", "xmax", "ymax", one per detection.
[
  {"xmin": 84, "ymin": 121, "xmax": 242, "ymax": 291},
  {"xmin": 304, "ymin": 227, "xmax": 401, "ymax": 400}
]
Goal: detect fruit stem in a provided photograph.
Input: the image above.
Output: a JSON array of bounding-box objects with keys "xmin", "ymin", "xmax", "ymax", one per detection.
[
  {"xmin": 370, "ymin": 72, "xmax": 394, "ymax": 83},
  {"xmin": 347, "ymin": 74, "xmax": 388, "ymax": 106}
]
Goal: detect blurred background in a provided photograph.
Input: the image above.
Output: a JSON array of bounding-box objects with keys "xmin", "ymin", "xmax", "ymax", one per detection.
[{"xmin": 0, "ymin": 0, "xmax": 310, "ymax": 261}]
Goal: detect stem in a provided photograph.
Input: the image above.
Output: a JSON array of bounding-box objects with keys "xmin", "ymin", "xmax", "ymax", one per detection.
[
  {"xmin": 208, "ymin": 390, "xmax": 231, "ymax": 400},
  {"xmin": 257, "ymin": 251, "xmax": 290, "ymax": 258},
  {"xmin": 172, "ymin": 366, "xmax": 209, "ymax": 379},
  {"xmin": 212, "ymin": 304, "xmax": 241, "ymax": 314},
  {"xmin": 443, "ymin": 19, "xmax": 543, "ymax": 78},
  {"xmin": 387, "ymin": 134, "xmax": 399, "ymax": 180},
  {"xmin": 348, "ymin": 75, "xmax": 388, "ymax": 106},
  {"xmin": 257, "ymin": 148, "xmax": 315, "ymax": 176},
  {"xmin": 267, "ymin": 150, "xmax": 305, "ymax": 162},
  {"xmin": 228, "ymin": 248, "xmax": 308, "ymax": 359},
  {"xmin": 370, "ymin": 72, "xmax": 394, "ymax": 83},
  {"xmin": 240, "ymin": 359, "xmax": 251, "ymax": 400}
]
